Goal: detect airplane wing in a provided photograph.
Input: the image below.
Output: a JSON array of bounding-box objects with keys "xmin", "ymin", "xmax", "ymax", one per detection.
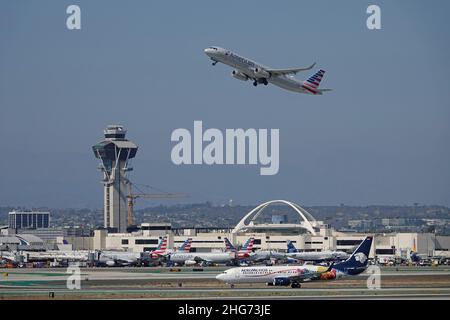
[{"xmin": 266, "ymin": 62, "xmax": 316, "ymax": 76}]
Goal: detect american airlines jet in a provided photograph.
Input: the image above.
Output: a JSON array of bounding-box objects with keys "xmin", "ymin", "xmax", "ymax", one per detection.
[
  {"xmin": 224, "ymin": 237, "xmax": 255, "ymax": 260},
  {"xmin": 204, "ymin": 46, "xmax": 331, "ymax": 95},
  {"xmin": 216, "ymin": 236, "xmax": 372, "ymax": 288},
  {"xmin": 285, "ymin": 240, "xmax": 349, "ymax": 262}
]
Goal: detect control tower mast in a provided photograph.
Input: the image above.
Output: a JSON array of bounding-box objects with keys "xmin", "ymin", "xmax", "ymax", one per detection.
[{"xmin": 92, "ymin": 125, "xmax": 138, "ymax": 233}]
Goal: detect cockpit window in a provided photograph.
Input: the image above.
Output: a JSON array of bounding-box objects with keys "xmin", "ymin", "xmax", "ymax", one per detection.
[{"xmin": 208, "ymin": 46, "xmax": 218, "ymax": 51}]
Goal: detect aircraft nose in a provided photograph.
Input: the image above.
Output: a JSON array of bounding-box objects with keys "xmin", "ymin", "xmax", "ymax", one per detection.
[
  {"xmin": 204, "ymin": 48, "xmax": 212, "ymax": 56},
  {"xmin": 216, "ymin": 273, "xmax": 224, "ymax": 281}
]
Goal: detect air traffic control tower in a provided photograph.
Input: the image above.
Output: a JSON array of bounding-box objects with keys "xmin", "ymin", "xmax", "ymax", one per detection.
[{"xmin": 92, "ymin": 125, "xmax": 138, "ymax": 233}]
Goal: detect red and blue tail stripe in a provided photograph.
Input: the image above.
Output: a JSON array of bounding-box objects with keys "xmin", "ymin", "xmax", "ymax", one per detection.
[{"xmin": 302, "ymin": 69, "xmax": 325, "ymax": 94}]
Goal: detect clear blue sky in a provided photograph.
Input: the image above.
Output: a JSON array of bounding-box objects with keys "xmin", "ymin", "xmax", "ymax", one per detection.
[{"xmin": 1, "ymin": 0, "xmax": 449, "ymax": 208}]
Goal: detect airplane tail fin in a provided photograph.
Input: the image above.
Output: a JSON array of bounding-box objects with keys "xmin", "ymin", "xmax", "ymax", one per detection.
[
  {"xmin": 156, "ymin": 236, "xmax": 167, "ymax": 251},
  {"xmin": 409, "ymin": 238, "xmax": 421, "ymax": 262},
  {"xmin": 224, "ymin": 237, "xmax": 236, "ymax": 252},
  {"xmin": 332, "ymin": 236, "xmax": 373, "ymax": 275},
  {"xmin": 287, "ymin": 240, "xmax": 297, "ymax": 253},
  {"xmin": 242, "ymin": 237, "xmax": 255, "ymax": 252},
  {"xmin": 179, "ymin": 238, "xmax": 192, "ymax": 252},
  {"xmin": 301, "ymin": 69, "xmax": 327, "ymax": 94}
]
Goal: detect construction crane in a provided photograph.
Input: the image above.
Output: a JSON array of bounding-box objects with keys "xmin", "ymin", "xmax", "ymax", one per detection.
[{"xmin": 126, "ymin": 182, "xmax": 187, "ymax": 227}]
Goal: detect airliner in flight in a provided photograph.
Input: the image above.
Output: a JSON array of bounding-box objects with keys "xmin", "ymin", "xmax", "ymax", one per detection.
[
  {"xmin": 216, "ymin": 236, "xmax": 372, "ymax": 288},
  {"xmin": 204, "ymin": 46, "xmax": 331, "ymax": 95}
]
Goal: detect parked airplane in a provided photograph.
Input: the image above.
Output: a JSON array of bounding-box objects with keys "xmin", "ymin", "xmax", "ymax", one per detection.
[
  {"xmin": 225, "ymin": 237, "xmax": 284, "ymax": 264},
  {"xmin": 99, "ymin": 236, "xmax": 169, "ymax": 266},
  {"xmin": 204, "ymin": 46, "xmax": 331, "ymax": 95},
  {"xmin": 97, "ymin": 250, "xmax": 140, "ymax": 267},
  {"xmin": 224, "ymin": 237, "xmax": 255, "ymax": 260},
  {"xmin": 167, "ymin": 251, "xmax": 235, "ymax": 266},
  {"xmin": 285, "ymin": 240, "xmax": 349, "ymax": 262},
  {"xmin": 247, "ymin": 250, "xmax": 286, "ymax": 264},
  {"xmin": 216, "ymin": 236, "xmax": 373, "ymax": 288}
]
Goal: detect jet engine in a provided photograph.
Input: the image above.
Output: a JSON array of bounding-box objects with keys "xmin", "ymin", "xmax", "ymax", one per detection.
[
  {"xmin": 105, "ymin": 260, "xmax": 116, "ymax": 267},
  {"xmin": 271, "ymin": 277, "xmax": 291, "ymax": 286},
  {"xmin": 231, "ymin": 70, "xmax": 248, "ymax": 81},
  {"xmin": 184, "ymin": 260, "xmax": 197, "ymax": 266},
  {"xmin": 253, "ymin": 67, "xmax": 270, "ymax": 79}
]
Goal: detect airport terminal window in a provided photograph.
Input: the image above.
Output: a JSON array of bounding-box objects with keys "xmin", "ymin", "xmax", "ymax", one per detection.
[
  {"xmin": 267, "ymin": 240, "xmax": 290, "ymax": 243},
  {"xmin": 122, "ymin": 239, "xmax": 129, "ymax": 245},
  {"xmin": 141, "ymin": 226, "xmax": 171, "ymax": 231},
  {"xmin": 135, "ymin": 239, "xmax": 159, "ymax": 245},
  {"xmin": 337, "ymin": 239, "xmax": 363, "ymax": 246},
  {"xmin": 376, "ymin": 249, "xmax": 395, "ymax": 255}
]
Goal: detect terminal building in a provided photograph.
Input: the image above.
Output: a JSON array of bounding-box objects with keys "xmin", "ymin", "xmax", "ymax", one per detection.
[
  {"xmin": 8, "ymin": 211, "xmax": 50, "ymax": 230},
  {"xmin": 58, "ymin": 200, "xmax": 450, "ymax": 260}
]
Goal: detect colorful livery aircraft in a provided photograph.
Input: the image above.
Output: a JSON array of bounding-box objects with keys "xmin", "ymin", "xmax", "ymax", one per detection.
[
  {"xmin": 204, "ymin": 46, "xmax": 331, "ymax": 95},
  {"xmin": 216, "ymin": 236, "xmax": 373, "ymax": 288}
]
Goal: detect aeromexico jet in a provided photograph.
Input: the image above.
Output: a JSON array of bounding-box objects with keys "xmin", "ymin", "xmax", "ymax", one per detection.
[
  {"xmin": 216, "ymin": 236, "xmax": 373, "ymax": 288},
  {"xmin": 204, "ymin": 46, "xmax": 331, "ymax": 95}
]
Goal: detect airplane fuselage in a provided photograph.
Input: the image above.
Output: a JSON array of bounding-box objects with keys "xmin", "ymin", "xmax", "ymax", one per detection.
[
  {"xmin": 286, "ymin": 251, "xmax": 349, "ymax": 262},
  {"xmin": 168, "ymin": 252, "xmax": 235, "ymax": 265},
  {"xmin": 204, "ymin": 46, "xmax": 317, "ymax": 94}
]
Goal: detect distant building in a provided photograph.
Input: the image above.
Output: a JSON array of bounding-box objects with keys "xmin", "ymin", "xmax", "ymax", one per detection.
[
  {"xmin": 0, "ymin": 234, "xmax": 46, "ymax": 251},
  {"xmin": 16, "ymin": 228, "xmax": 64, "ymax": 245},
  {"xmin": 8, "ymin": 211, "xmax": 50, "ymax": 230}
]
